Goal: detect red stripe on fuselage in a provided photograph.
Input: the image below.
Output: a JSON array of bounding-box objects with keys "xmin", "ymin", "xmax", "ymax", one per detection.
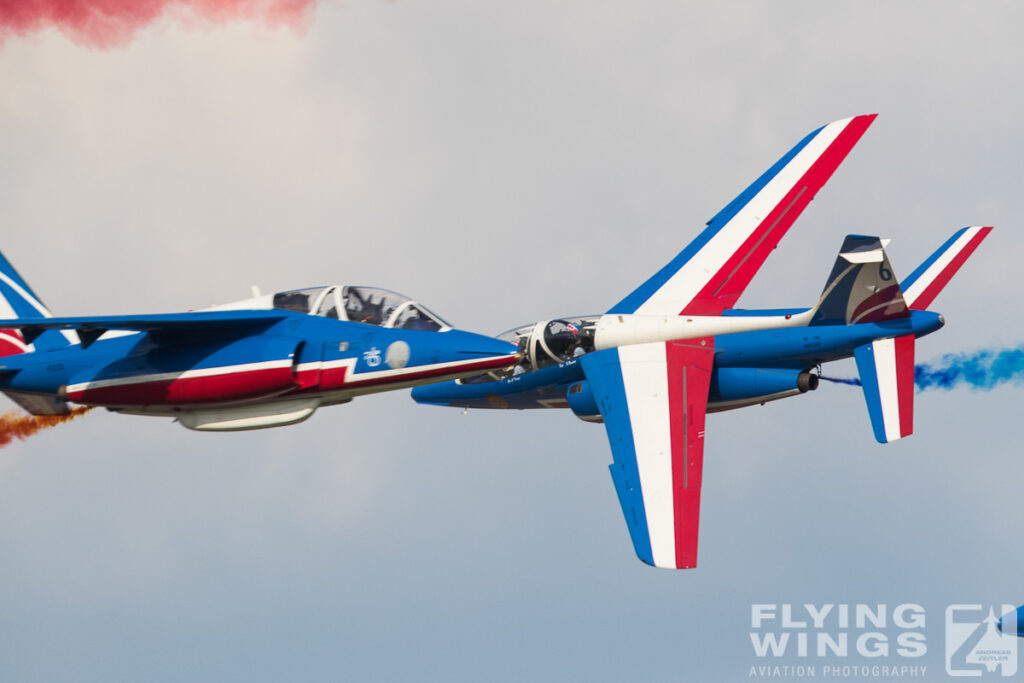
[
  {"xmin": 683, "ymin": 115, "xmax": 876, "ymax": 316},
  {"xmin": 69, "ymin": 353, "xmax": 518, "ymax": 407},
  {"xmin": 68, "ymin": 366, "xmax": 295, "ymax": 405},
  {"xmin": 666, "ymin": 338, "xmax": 714, "ymax": 569},
  {"xmin": 0, "ymin": 329, "xmax": 27, "ymax": 358},
  {"xmin": 894, "ymin": 334, "xmax": 915, "ymax": 438},
  {"xmin": 910, "ymin": 227, "xmax": 992, "ymax": 311}
]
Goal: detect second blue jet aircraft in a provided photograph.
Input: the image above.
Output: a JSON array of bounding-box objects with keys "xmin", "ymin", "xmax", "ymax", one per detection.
[{"xmin": 412, "ymin": 114, "xmax": 992, "ymax": 569}]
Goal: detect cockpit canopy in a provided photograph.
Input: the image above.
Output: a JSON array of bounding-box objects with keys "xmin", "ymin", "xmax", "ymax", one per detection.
[
  {"xmin": 458, "ymin": 316, "xmax": 598, "ymax": 384},
  {"xmin": 272, "ymin": 286, "xmax": 451, "ymax": 331},
  {"xmin": 497, "ymin": 316, "xmax": 598, "ymax": 370}
]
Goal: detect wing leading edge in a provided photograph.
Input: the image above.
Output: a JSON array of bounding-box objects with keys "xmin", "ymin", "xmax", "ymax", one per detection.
[
  {"xmin": 581, "ymin": 338, "xmax": 714, "ymax": 569},
  {"xmin": 609, "ymin": 114, "xmax": 877, "ymax": 317}
]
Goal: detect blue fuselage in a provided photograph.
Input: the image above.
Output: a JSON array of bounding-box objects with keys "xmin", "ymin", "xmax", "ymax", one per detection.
[
  {"xmin": 0, "ymin": 313, "xmax": 518, "ymax": 409},
  {"xmin": 411, "ymin": 310, "xmax": 944, "ymax": 410}
]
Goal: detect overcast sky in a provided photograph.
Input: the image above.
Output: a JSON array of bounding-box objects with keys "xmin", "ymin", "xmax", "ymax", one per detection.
[{"xmin": 1, "ymin": 2, "xmax": 1022, "ymax": 681}]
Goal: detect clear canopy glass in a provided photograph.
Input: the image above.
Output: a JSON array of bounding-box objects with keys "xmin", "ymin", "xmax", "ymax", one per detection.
[
  {"xmin": 271, "ymin": 285, "xmax": 450, "ymax": 331},
  {"xmin": 458, "ymin": 315, "xmax": 598, "ymax": 384}
]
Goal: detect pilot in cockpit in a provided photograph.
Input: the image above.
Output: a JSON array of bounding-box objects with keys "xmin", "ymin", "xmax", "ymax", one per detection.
[{"xmin": 346, "ymin": 290, "xmax": 384, "ymax": 325}]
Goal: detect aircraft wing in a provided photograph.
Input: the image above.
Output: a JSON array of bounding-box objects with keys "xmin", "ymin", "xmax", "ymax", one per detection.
[
  {"xmin": 580, "ymin": 338, "xmax": 715, "ymax": 569},
  {"xmin": 0, "ymin": 310, "xmax": 289, "ymax": 348},
  {"xmin": 609, "ymin": 115, "xmax": 876, "ymax": 317}
]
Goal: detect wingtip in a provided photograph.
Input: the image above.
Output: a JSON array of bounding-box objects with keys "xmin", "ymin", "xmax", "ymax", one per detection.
[
  {"xmin": 833, "ymin": 113, "xmax": 878, "ymax": 132},
  {"xmin": 828, "ymin": 113, "xmax": 877, "ymax": 128}
]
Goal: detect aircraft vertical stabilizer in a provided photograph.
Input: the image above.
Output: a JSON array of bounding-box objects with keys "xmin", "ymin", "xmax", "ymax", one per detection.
[
  {"xmin": 811, "ymin": 235, "xmax": 909, "ymax": 326},
  {"xmin": 813, "ymin": 235, "xmax": 916, "ymax": 442},
  {"xmin": 0, "ymin": 250, "xmax": 72, "ymax": 354}
]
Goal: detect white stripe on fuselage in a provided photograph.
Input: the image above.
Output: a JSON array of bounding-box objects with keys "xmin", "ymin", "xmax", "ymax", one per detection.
[
  {"xmin": 68, "ymin": 353, "xmax": 515, "ymax": 395},
  {"xmin": 303, "ymin": 354, "xmax": 515, "ymax": 385},
  {"xmin": 618, "ymin": 342, "xmax": 676, "ymax": 567},
  {"xmin": 65, "ymin": 359, "xmax": 294, "ymax": 393},
  {"xmin": 636, "ymin": 118, "xmax": 851, "ymax": 316}
]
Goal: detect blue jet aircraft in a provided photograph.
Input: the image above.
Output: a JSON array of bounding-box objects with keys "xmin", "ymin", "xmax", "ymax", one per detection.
[
  {"xmin": 412, "ymin": 114, "xmax": 992, "ymax": 569},
  {"xmin": 0, "ymin": 277, "xmax": 526, "ymax": 431}
]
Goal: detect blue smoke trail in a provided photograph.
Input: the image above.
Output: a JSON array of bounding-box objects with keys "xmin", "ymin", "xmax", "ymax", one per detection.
[
  {"xmin": 820, "ymin": 345, "xmax": 1024, "ymax": 391},
  {"xmin": 820, "ymin": 375, "xmax": 862, "ymax": 386}
]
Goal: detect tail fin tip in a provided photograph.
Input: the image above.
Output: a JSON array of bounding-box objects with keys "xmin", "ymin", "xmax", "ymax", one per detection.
[{"xmin": 900, "ymin": 226, "xmax": 992, "ymax": 311}]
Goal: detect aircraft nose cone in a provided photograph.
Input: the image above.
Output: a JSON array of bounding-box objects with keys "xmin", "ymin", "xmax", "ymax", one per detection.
[
  {"xmin": 999, "ymin": 606, "xmax": 1024, "ymax": 636},
  {"xmin": 440, "ymin": 330, "xmax": 519, "ymax": 367},
  {"xmin": 451, "ymin": 330, "xmax": 519, "ymax": 357}
]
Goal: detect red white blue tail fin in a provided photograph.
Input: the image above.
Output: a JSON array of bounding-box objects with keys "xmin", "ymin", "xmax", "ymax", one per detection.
[
  {"xmin": 609, "ymin": 115, "xmax": 876, "ymax": 317},
  {"xmin": 0, "ymin": 250, "xmax": 70, "ymax": 355},
  {"xmin": 853, "ymin": 334, "xmax": 916, "ymax": 443},
  {"xmin": 900, "ymin": 226, "xmax": 993, "ymax": 310}
]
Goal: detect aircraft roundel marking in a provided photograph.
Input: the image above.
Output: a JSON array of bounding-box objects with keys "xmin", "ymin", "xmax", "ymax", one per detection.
[{"xmin": 385, "ymin": 340, "xmax": 410, "ymax": 369}]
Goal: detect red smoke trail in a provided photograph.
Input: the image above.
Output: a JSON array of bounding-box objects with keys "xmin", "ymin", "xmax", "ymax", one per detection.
[
  {"xmin": 0, "ymin": 0, "xmax": 315, "ymax": 49},
  {"xmin": 0, "ymin": 407, "xmax": 93, "ymax": 448}
]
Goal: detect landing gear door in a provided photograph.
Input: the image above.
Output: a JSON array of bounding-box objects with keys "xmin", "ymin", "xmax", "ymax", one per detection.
[{"xmin": 294, "ymin": 341, "xmax": 323, "ymax": 390}]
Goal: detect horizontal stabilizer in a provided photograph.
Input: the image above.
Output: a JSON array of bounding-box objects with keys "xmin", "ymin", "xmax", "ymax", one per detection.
[
  {"xmin": 853, "ymin": 334, "xmax": 915, "ymax": 443},
  {"xmin": 900, "ymin": 226, "xmax": 992, "ymax": 310}
]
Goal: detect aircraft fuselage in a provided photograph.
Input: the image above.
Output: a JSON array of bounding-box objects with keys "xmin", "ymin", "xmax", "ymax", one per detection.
[
  {"xmin": 0, "ymin": 312, "xmax": 518, "ymax": 430},
  {"xmin": 410, "ymin": 309, "xmax": 944, "ymax": 412}
]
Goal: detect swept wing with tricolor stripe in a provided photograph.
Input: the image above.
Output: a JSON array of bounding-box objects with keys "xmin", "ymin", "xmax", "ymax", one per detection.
[
  {"xmin": 610, "ymin": 115, "xmax": 877, "ymax": 317},
  {"xmin": 589, "ymin": 116, "xmax": 876, "ymax": 568},
  {"xmin": 582, "ymin": 340, "xmax": 713, "ymax": 568}
]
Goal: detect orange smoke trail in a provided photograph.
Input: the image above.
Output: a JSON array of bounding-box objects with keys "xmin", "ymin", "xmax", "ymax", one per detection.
[{"xmin": 0, "ymin": 407, "xmax": 94, "ymax": 448}]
